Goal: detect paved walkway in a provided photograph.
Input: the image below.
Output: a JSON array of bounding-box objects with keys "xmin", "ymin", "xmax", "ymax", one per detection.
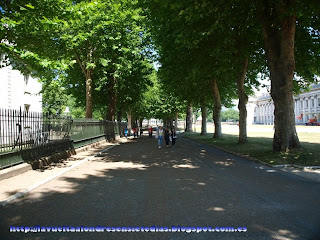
[
  {"xmin": 0, "ymin": 140, "xmax": 122, "ymax": 203},
  {"xmin": 0, "ymin": 135, "xmax": 319, "ymax": 240}
]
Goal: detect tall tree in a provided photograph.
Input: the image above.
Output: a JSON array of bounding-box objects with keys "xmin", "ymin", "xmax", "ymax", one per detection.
[
  {"xmin": 200, "ymin": 97, "xmax": 207, "ymax": 135},
  {"xmin": 258, "ymin": 0, "xmax": 300, "ymax": 151},
  {"xmin": 237, "ymin": 57, "xmax": 249, "ymax": 143},
  {"xmin": 1, "ymin": 0, "xmax": 153, "ymax": 120}
]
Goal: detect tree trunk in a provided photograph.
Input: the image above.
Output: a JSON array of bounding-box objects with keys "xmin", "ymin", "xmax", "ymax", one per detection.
[
  {"xmin": 127, "ymin": 111, "xmax": 132, "ymax": 133},
  {"xmin": 164, "ymin": 119, "xmax": 173, "ymax": 128},
  {"xmin": 117, "ymin": 110, "xmax": 122, "ymax": 122},
  {"xmin": 106, "ymin": 76, "xmax": 117, "ymax": 121},
  {"xmin": 185, "ymin": 104, "xmax": 193, "ymax": 132},
  {"xmin": 193, "ymin": 113, "xmax": 196, "ymax": 132},
  {"xmin": 237, "ymin": 57, "xmax": 249, "ymax": 144},
  {"xmin": 175, "ymin": 111, "xmax": 178, "ymax": 128},
  {"xmin": 85, "ymin": 73, "xmax": 93, "ymax": 118},
  {"xmin": 261, "ymin": 0, "xmax": 301, "ymax": 152},
  {"xmin": 74, "ymin": 50, "xmax": 94, "ymax": 119},
  {"xmin": 200, "ymin": 104, "xmax": 207, "ymax": 135},
  {"xmin": 170, "ymin": 119, "xmax": 173, "ymax": 128},
  {"xmin": 210, "ymin": 79, "xmax": 222, "ymax": 138}
]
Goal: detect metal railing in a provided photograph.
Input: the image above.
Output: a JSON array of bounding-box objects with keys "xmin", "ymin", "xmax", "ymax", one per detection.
[
  {"xmin": 71, "ymin": 119, "xmax": 127, "ymax": 148},
  {"xmin": 0, "ymin": 108, "xmax": 72, "ymax": 154},
  {"xmin": 0, "ymin": 108, "xmax": 127, "ymax": 169}
]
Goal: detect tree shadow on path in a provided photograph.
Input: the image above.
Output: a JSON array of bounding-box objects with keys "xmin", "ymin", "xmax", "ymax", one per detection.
[{"xmin": 1, "ymin": 136, "xmax": 319, "ymax": 240}]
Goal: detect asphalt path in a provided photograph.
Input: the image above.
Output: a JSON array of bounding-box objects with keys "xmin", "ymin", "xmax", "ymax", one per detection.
[{"xmin": 1, "ymin": 135, "xmax": 319, "ymax": 240}]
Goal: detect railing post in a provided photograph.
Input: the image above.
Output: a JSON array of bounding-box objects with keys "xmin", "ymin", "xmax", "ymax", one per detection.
[{"xmin": 18, "ymin": 107, "xmax": 21, "ymax": 151}]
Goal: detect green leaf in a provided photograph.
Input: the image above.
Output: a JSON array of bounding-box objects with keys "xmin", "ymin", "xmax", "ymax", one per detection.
[
  {"xmin": 100, "ymin": 58, "xmax": 110, "ymax": 67},
  {"xmin": 86, "ymin": 63, "xmax": 96, "ymax": 69},
  {"xmin": 25, "ymin": 4, "xmax": 35, "ymax": 9}
]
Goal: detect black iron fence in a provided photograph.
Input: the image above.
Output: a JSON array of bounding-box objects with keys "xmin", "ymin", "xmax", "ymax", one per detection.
[
  {"xmin": 71, "ymin": 119, "xmax": 127, "ymax": 148},
  {"xmin": 0, "ymin": 108, "xmax": 71, "ymax": 154},
  {"xmin": 0, "ymin": 108, "xmax": 127, "ymax": 169}
]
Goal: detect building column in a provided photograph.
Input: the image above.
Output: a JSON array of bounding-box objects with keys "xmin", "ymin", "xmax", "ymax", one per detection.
[
  {"xmin": 262, "ymin": 104, "xmax": 264, "ymax": 124},
  {"xmin": 293, "ymin": 99, "xmax": 298, "ymax": 124},
  {"xmin": 315, "ymin": 96, "xmax": 319, "ymax": 120},
  {"xmin": 308, "ymin": 97, "xmax": 311, "ymax": 120},
  {"xmin": 269, "ymin": 104, "xmax": 272, "ymax": 125},
  {"xmin": 314, "ymin": 95, "xmax": 317, "ymax": 117},
  {"xmin": 302, "ymin": 98, "xmax": 306, "ymax": 123},
  {"xmin": 296, "ymin": 99, "xmax": 299, "ymax": 124},
  {"xmin": 259, "ymin": 105, "xmax": 262, "ymax": 123},
  {"xmin": 264, "ymin": 104, "xmax": 266, "ymax": 125},
  {"xmin": 266, "ymin": 104, "xmax": 268, "ymax": 125}
]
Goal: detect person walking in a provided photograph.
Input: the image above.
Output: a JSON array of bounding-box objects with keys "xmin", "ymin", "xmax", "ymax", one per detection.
[
  {"xmin": 133, "ymin": 127, "xmax": 137, "ymax": 138},
  {"xmin": 164, "ymin": 127, "xmax": 170, "ymax": 148},
  {"xmin": 155, "ymin": 125, "xmax": 159, "ymax": 139},
  {"xmin": 171, "ymin": 126, "xmax": 177, "ymax": 148},
  {"xmin": 124, "ymin": 126, "xmax": 128, "ymax": 139},
  {"xmin": 148, "ymin": 126, "xmax": 153, "ymax": 139},
  {"xmin": 158, "ymin": 126, "xmax": 164, "ymax": 148}
]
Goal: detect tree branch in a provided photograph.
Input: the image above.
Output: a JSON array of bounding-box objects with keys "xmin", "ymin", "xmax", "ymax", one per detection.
[{"xmin": 74, "ymin": 51, "xmax": 87, "ymax": 77}]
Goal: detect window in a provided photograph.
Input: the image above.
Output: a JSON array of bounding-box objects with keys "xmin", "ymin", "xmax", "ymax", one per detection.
[
  {"xmin": 312, "ymin": 99, "xmax": 314, "ymax": 107},
  {"xmin": 306, "ymin": 100, "xmax": 308, "ymax": 108},
  {"xmin": 318, "ymin": 98, "xmax": 320, "ymax": 107}
]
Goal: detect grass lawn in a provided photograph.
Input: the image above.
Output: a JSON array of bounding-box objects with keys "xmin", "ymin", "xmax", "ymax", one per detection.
[{"xmin": 183, "ymin": 126, "xmax": 320, "ymax": 166}]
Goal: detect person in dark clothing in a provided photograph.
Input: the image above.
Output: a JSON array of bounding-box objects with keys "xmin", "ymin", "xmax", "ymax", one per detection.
[
  {"xmin": 133, "ymin": 127, "xmax": 137, "ymax": 138},
  {"xmin": 164, "ymin": 128, "xmax": 170, "ymax": 148},
  {"xmin": 148, "ymin": 126, "xmax": 153, "ymax": 139},
  {"xmin": 171, "ymin": 126, "xmax": 177, "ymax": 148}
]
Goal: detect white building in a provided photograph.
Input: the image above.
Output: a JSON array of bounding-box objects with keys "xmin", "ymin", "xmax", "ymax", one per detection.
[
  {"xmin": 247, "ymin": 97, "xmax": 256, "ymax": 125},
  {"xmin": 0, "ymin": 55, "xmax": 42, "ymax": 112},
  {"xmin": 253, "ymin": 84, "xmax": 320, "ymax": 125},
  {"xmin": 294, "ymin": 84, "xmax": 320, "ymax": 124},
  {"xmin": 142, "ymin": 118, "xmax": 163, "ymax": 127}
]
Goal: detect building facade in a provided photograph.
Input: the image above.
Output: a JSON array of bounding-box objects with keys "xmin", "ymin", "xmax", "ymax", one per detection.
[
  {"xmin": 253, "ymin": 84, "xmax": 320, "ymax": 125},
  {"xmin": 0, "ymin": 55, "xmax": 42, "ymax": 112}
]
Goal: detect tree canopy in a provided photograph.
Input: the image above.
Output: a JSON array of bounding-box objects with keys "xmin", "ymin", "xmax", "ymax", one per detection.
[
  {"xmin": 1, "ymin": 0, "xmax": 319, "ymax": 152},
  {"xmin": 1, "ymin": 0, "xmax": 155, "ymax": 120}
]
